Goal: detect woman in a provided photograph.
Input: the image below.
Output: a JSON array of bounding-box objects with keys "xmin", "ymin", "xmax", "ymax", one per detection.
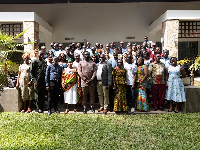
[
  {"xmin": 135, "ymin": 57, "xmax": 148, "ymax": 112},
  {"xmin": 59, "ymin": 53, "xmax": 68, "ymax": 69},
  {"xmin": 112, "ymin": 59, "xmax": 128, "ymax": 112},
  {"xmin": 62, "ymin": 60, "xmax": 78, "ymax": 113},
  {"xmin": 16, "ymin": 54, "xmax": 34, "ymax": 113},
  {"xmin": 166, "ymin": 57, "xmax": 186, "ymax": 113}
]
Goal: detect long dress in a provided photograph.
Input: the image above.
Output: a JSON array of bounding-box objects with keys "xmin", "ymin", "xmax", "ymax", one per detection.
[
  {"xmin": 62, "ymin": 68, "xmax": 78, "ymax": 104},
  {"xmin": 166, "ymin": 65, "xmax": 186, "ymax": 102},
  {"xmin": 135, "ymin": 65, "xmax": 148, "ymax": 111},
  {"xmin": 19, "ymin": 64, "xmax": 34, "ymax": 101},
  {"xmin": 112, "ymin": 67, "xmax": 128, "ymax": 112}
]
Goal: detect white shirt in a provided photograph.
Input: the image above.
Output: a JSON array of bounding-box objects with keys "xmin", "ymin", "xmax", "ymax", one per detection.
[
  {"xmin": 96, "ymin": 63, "xmax": 104, "ymax": 80},
  {"xmin": 124, "ymin": 63, "xmax": 137, "ymax": 85}
]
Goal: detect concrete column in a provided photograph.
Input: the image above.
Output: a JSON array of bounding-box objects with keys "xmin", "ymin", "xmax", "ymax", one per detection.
[
  {"xmin": 162, "ymin": 20, "xmax": 179, "ymax": 58},
  {"xmin": 23, "ymin": 21, "xmax": 39, "ymax": 53}
]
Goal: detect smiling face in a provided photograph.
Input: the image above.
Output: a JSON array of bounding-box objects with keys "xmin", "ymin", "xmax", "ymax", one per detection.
[
  {"xmin": 170, "ymin": 57, "xmax": 177, "ymax": 66},
  {"xmin": 117, "ymin": 59, "xmax": 123, "ymax": 68},
  {"xmin": 84, "ymin": 51, "xmax": 90, "ymax": 61}
]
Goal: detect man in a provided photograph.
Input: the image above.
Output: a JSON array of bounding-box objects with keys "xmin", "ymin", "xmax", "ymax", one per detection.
[
  {"xmin": 45, "ymin": 56, "xmax": 62, "ymax": 115},
  {"xmin": 120, "ymin": 41, "xmax": 127, "ymax": 53},
  {"xmin": 108, "ymin": 50, "xmax": 118, "ymax": 68},
  {"xmin": 31, "ymin": 50, "xmax": 47, "ymax": 113},
  {"xmin": 41, "ymin": 46, "xmax": 47, "ymax": 59},
  {"xmin": 96, "ymin": 54, "xmax": 112, "ymax": 114},
  {"xmin": 55, "ymin": 43, "xmax": 66, "ymax": 56},
  {"xmin": 149, "ymin": 54, "xmax": 166, "ymax": 111},
  {"xmin": 124, "ymin": 54, "xmax": 137, "ymax": 112},
  {"xmin": 78, "ymin": 51, "xmax": 97, "ymax": 114},
  {"xmin": 65, "ymin": 47, "xmax": 74, "ymax": 62},
  {"xmin": 160, "ymin": 49, "xmax": 171, "ymax": 69}
]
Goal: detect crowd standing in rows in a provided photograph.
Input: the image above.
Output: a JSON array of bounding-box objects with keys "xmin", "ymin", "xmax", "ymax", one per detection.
[{"xmin": 16, "ymin": 36, "xmax": 186, "ymax": 115}]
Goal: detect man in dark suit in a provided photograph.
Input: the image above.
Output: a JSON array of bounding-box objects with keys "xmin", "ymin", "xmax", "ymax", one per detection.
[{"xmin": 96, "ymin": 54, "xmax": 112, "ymax": 114}]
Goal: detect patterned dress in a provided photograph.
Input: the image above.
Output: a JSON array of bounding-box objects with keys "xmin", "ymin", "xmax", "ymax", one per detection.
[
  {"xmin": 62, "ymin": 68, "xmax": 78, "ymax": 104},
  {"xmin": 166, "ymin": 65, "xmax": 186, "ymax": 102},
  {"xmin": 112, "ymin": 67, "xmax": 128, "ymax": 112},
  {"xmin": 135, "ymin": 65, "xmax": 148, "ymax": 111},
  {"xmin": 19, "ymin": 64, "xmax": 34, "ymax": 101}
]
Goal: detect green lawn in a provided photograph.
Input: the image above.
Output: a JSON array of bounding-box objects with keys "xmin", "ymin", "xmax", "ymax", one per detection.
[{"xmin": 0, "ymin": 112, "xmax": 199, "ymax": 150}]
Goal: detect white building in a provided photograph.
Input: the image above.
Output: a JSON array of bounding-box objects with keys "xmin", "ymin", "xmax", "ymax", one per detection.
[{"xmin": 0, "ymin": 1, "xmax": 200, "ymax": 60}]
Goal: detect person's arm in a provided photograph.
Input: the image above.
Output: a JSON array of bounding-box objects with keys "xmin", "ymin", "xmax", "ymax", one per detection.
[
  {"xmin": 165, "ymin": 67, "xmax": 169, "ymax": 89},
  {"xmin": 45, "ymin": 65, "xmax": 50, "ymax": 90},
  {"xmin": 16, "ymin": 71, "xmax": 21, "ymax": 90},
  {"xmin": 107, "ymin": 62, "xmax": 112, "ymax": 88},
  {"xmin": 112, "ymin": 68, "xmax": 117, "ymax": 89},
  {"xmin": 180, "ymin": 66, "xmax": 186, "ymax": 78},
  {"xmin": 140, "ymin": 65, "xmax": 148, "ymax": 86},
  {"xmin": 89, "ymin": 63, "xmax": 97, "ymax": 82},
  {"xmin": 30, "ymin": 60, "xmax": 38, "ymax": 87},
  {"xmin": 77, "ymin": 62, "xmax": 86, "ymax": 82}
]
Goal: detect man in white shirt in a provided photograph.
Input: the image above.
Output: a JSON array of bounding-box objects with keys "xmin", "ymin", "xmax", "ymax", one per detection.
[
  {"xmin": 124, "ymin": 54, "xmax": 137, "ymax": 112},
  {"xmin": 96, "ymin": 54, "xmax": 112, "ymax": 114}
]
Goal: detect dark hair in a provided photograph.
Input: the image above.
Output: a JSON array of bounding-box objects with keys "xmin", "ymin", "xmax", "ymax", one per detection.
[
  {"xmin": 58, "ymin": 53, "xmax": 66, "ymax": 62},
  {"xmin": 170, "ymin": 57, "xmax": 177, "ymax": 63},
  {"xmin": 142, "ymin": 50, "xmax": 150, "ymax": 58},
  {"xmin": 137, "ymin": 57, "xmax": 144, "ymax": 66}
]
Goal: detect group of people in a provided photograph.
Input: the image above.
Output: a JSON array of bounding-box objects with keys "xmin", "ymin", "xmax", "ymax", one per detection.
[{"xmin": 16, "ymin": 36, "xmax": 186, "ymax": 115}]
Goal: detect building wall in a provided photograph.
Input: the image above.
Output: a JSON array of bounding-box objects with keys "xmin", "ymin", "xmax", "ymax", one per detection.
[{"xmin": 1, "ymin": 2, "xmax": 200, "ymax": 50}]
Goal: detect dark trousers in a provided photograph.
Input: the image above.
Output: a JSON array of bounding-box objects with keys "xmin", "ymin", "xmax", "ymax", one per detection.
[
  {"xmin": 82, "ymin": 85, "xmax": 95, "ymax": 107},
  {"xmin": 151, "ymin": 84, "xmax": 165, "ymax": 109},
  {"xmin": 47, "ymin": 81, "xmax": 60, "ymax": 110},
  {"xmin": 109, "ymin": 86, "xmax": 114, "ymax": 110},
  {"xmin": 126, "ymin": 85, "xmax": 135, "ymax": 108},
  {"xmin": 34, "ymin": 81, "xmax": 45, "ymax": 110}
]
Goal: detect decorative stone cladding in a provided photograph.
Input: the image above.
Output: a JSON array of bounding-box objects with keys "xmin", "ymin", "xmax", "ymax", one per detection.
[
  {"xmin": 162, "ymin": 20, "xmax": 179, "ymax": 58},
  {"xmin": 23, "ymin": 21, "xmax": 39, "ymax": 53}
]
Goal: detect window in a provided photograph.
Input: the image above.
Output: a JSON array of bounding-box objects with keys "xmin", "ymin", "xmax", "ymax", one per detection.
[
  {"xmin": 179, "ymin": 21, "xmax": 200, "ymax": 38},
  {"xmin": 1, "ymin": 23, "xmax": 23, "ymax": 38}
]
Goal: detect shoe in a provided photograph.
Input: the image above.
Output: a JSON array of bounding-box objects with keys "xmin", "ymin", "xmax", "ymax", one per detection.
[
  {"xmin": 38, "ymin": 109, "xmax": 43, "ymax": 113},
  {"xmin": 103, "ymin": 109, "xmax": 108, "ymax": 114},
  {"xmin": 55, "ymin": 109, "xmax": 60, "ymax": 113},
  {"xmin": 83, "ymin": 108, "xmax": 87, "ymax": 114},
  {"xmin": 21, "ymin": 109, "xmax": 25, "ymax": 113},
  {"xmin": 168, "ymin": 109, "xmax": 172, "ymax": 112},
  {"xmin": 74, "ymin": 109, "xmax": 77, "ymax": 113},
  {"xmin": 48, "ymin": 110, "xmax": 51, "ymax": 116},
  {"xmin": 153, "ymin": 108, "xmax": 157, "ymax": 111},
  {"xmin": 174, "ymin": 110, "xmax": 179, "ymax": 113},
  {"xmin": 26, "ymin": 108, "xmax": 32, "ymax": 113},
  {"xmin": 131, "ymin": 107, "xmax": 135, "ymax": 113},
  {"xmin": 159, "ymin": 107, "xmax": 165, "ymax": 111},
  {"xmin": 98, "ymin": 108, "xmax": 104, "ymax": 112},
  {"xmin": 64, "ymin": 109, "xmax": 69, "ymax": 114},
  {"xmin": 91, "ymin": 107, "xmax": 95, "ymax": 113}
]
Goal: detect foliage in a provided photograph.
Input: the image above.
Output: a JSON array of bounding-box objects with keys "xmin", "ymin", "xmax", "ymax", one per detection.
[
  {"xmin": 178, "ymin": 59, "xmax": 191, "ymax": 66},
  {"xmin": 0, "ymin": 113, "xmax": 199, "ymax": 149},
  {"xmin": 189, "ymin": 55, "xmax": 200, "ymax": 71}
]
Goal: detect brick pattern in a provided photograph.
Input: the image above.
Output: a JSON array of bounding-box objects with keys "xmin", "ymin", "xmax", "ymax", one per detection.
[
  {"xmin": 162, "ymin": 20, "xmax": 179, "ymax": 58},
  {"xmin": 23, "ymin": 21, "xmax": 39, "ymax": 53}
]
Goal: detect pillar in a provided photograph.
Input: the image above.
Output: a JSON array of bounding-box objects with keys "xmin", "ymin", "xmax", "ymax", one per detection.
[
  {"xmin": 23, "ymin": 21, "xmax": 39, "ymax": 53},
  {"xmin": 162, "ymin": 20, "xmax": 179, "ymax": 58}
]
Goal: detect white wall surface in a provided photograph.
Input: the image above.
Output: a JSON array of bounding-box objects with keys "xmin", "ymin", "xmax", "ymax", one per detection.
[{"xmin": 1, "ymin": 2, "xmax": 200, "ymax": 50}]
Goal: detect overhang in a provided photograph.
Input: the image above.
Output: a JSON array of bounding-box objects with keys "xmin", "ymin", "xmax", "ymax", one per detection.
[{"xmin": 148, "ymin": 10, "xmax": 200, "ymax": 34}]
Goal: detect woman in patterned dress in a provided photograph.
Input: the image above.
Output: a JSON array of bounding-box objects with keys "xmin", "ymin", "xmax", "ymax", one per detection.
[
  {"xmin": 62, "ymin": 60, "xmax": 78, "ymax": 113},
  {"xmin": 166, "ymin": 57, "xmax": 186, "ymax": 113},
  {"xmin": 16, "ymin": 54, "xmax": 34, "ymax": 113},
  {"xmin": 112, "ymin": 59, "xmax": 128, "ymax": 112},
  {"xmin": 135, "ymin": 57, "xmax": 149, "ymax": 111}
]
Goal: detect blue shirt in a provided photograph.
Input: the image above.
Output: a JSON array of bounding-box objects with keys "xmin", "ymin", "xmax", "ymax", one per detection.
[
  {"xmin": 108, "ymin": 58, "xmax": 118, "ymax": 68},
  {"xmin": 45, "ymin": 64, "xmax": 63, "ymax": 86},
  {"xmin": 160, "ymin": 57, "xmax": 171, "ymax": 69}
]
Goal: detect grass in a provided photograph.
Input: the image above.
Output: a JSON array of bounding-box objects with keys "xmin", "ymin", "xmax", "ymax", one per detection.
[{"xmin": 0, "ymin": 112, "xmax": 199, "ymax": 150}]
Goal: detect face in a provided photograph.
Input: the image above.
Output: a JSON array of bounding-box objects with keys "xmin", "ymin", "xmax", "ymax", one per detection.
[
  {"xmin": 127, "ymin": 48, "xmax": 132, "ymax": 54},
  {"xmin": 53, "ymin": 58, "xmax": 58, "ymax": 66},
  {"xmin": 113, "ymin": 51, "xmax": 118, "ymax": 58},
  {"xmin": 84, "ymin": 52, "xmax": 90, "ymax": 61},
  {"xmin": 75, "ymin": 54, "xmax": 80, "ymax": 60},
  {"xmin": 163, "ymin": 50, "xmax": 169, "ymax": 58},
  {"xmin": 155, "ymin": 47, "xmax": 161, "ymax": 54},
  {"xmin": 137, "ymin": 57, "xmax": 143, "ymax": 66},
  {"xmin": 92, "ymin": 56, "xmax": 96, "ymax": 62},
  {"xmin": 126, "ymin": 55, "xmax": 132, "ymax": 64},
  {"xmin": 48, "ymin": 56, "xmax": 53, "ymax": 63},
  {"xmin": 68, "ymin": 61, "xmax": 73, "ymax": 68},
  {"xmin": 143, "ymin": 50, "xmax": 148, "ymax": 58},
  {"xmin": 99, "ymin": 54, "xmax": 105, "ymax": 63},
  {"xmin": 155, "ymin": 54, "xmax": 161, "ymax": 62},
  {"xmin": 100, "ymin": 44, "xmax": 103, "ymax": 49},
  {"xmin": 24, "ymin": 56, "xmax": 29, "ymax": 63},
  {"xmin": 60, "ymin": 53, "xmax": 66, "ymax": 60},
  {"xmin": 136, "ymin": 49, "xmax": 141, "ymax": 56},
  {"xmin": 117, "ymin": 60, "xmax": 123, "ymax": 67},
  {"xmin": 38, "ymin": 51, "xmax": 44, "ymax": 60},
  {"xmin": 132, "ymin": 46, "xmax": 136, "ymax": 51},
  {"xmin": 171, "ymin": 58, "xmax": 177, "ymax": 66}
]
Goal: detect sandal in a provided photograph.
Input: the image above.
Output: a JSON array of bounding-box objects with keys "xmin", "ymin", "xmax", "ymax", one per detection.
[
  {"xmin": 73, "ymin": 109, "xmax": 77, "ymax": 112},
  {"xmin": 21, "ymin": 109, "xmax": 25, "ymax": 113},
  {"xmin": 26, "ymin": 108, "xmax": 32, "ymax": 113},
  {"xmin": 64, "ymin": 109, "xmax": 69, "ymax": 114},
  {"xmin": 174, "ymin": 110, "xmax": 179, "ymax": 113}
]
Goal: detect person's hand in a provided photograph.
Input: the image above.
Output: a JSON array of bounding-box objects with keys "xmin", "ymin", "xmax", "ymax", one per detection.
[
  {"xmin": 113, "ymin": 84, "xmax": 116, "ymax": 90},
  {"xmin": 34, "ymin": 82, "xmax": 38, "ymax": 88},
  {"xmin": 108, "ymin": 84, "xmax": 111, "ymax": 88},
  {"xmin": 46, "ymin": 86, "xmax": 50, "ymax": 90},
  {"xmin": 27, "ymin": 81, "xmax": 32, "ymax": 87},
  {"xmin": 86, "ymin": 79, "xmax": 90, "ymax": 84},
  {"xmin": 62, "ymin": 83, "xmax": 65, "ymax": 89},
  {"xmin": 16, "ymin": 83, "xmax": 19, "ymax": 90},
  {"xmin": 132, "ymin": 84, "xmax": 135, "ymax": 89},
  {"xmin": 166, "ymin": 84, "xmax": 168, "ymax": 89}
]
